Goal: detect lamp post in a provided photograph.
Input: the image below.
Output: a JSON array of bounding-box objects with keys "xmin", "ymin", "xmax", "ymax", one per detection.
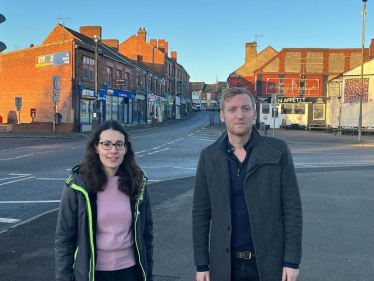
[
  {"xmin": 358, "ymin": 0, "xmax": 368, "ymax": 142},
  {"xmin": 92, "ymin": 35, "xmax": 101, "ymax": 130}
]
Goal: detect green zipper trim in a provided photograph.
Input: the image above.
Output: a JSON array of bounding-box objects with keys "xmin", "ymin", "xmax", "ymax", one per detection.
[
  {"xmin": 71, "ymin": 183, "xmax": 95, "ymax": 281},
  {"xmin": 134, "ymin": 172, "xmax": 147, "ymax": 280},
  {"xmin": 73, "ymin": 246, "xmax": 79, "ymax": 269}
]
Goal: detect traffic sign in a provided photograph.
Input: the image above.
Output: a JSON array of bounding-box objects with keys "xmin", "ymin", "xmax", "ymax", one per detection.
[
  {"xmin": 53, "ymin": 75, "xmax": 61, "ymax": 95},
  {"xmin": 53, "ymin": 95, "xmax": 60, "ymax": 102},
  {"xmin": 31, "ymin": 108, "xmax": 36, "ymax": 118}
]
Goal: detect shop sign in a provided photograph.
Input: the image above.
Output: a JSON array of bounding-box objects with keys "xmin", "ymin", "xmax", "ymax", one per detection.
[
  {"xmin": 175, "ymin": 96, "xmax": 181, "ymax": 105},
  {"xmin": 81, "ymin": 89, "xmax": 95, "ymax": 99},
  {"xmin": 278, "ymin": 97, "xmax": 307, "ymax": 103},
  {"xmin": 329, "ymin": 81, "xmax": 340, "ymax": 97},
  {"xmin": 36, "ymin": 51, "xmax": 70, "ymax": 68},
  {"xmin": 135, "ymin": 94, "xmax": 145, "ymax": 100},
  {"xmin": 266, "ymin": 77, "xmax": 319, "ymax": 96}
]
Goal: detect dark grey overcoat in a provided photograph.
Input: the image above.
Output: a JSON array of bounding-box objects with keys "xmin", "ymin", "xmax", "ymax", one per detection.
[{"xmin": 192, "ymin": 127, "xmax": 302, "ymax": 281}]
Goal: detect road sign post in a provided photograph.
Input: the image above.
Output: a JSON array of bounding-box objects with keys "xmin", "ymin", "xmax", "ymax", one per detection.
[
  {"xmin": 52, "ymin": 75, "xmax": 61, "ymax": 133},
  {"xmin": 15, "ymin": 97, "xmax": 22, "ymax": 124}
]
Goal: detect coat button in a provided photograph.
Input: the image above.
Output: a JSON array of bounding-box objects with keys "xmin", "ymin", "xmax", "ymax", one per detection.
[
  {"xmin": 226, "ymin": 248, "xmax": 229, "ymax": 253},
  {"xmin": 227, "ymin": 226, "xmax": 230, "ymax": 231}
]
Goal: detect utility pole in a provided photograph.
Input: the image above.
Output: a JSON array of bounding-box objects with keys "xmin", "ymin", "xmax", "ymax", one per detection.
[{"xmin": 358, "ymin": 0, "xmax": 367, "ymax": 142}]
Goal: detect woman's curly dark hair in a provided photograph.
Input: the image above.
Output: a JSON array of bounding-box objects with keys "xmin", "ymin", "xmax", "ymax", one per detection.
[{"xmin": 80, "ymin": 120, "xmax": 143, "ymax": 196}]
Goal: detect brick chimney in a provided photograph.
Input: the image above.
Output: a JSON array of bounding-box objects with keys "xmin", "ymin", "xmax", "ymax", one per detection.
[
  {"xmin": 370, "ymin": 39, "xmax": 374, "ymax": 59},
  {"xmin": 79, "ymin": 26, "xmax": 102, "ymax": 39},
  {"xmin": 137, "ymin": 27, "xmax": 147, "ymax": 42},
  {"xmin": 102, "ymin": 39, "xmax": 119, "ymax": 51},
  {"xmin": 150, "ymin": 39, "xmax": 157, "ymax": 47},
  {"xmin": 245, "ymin": 42, "xmax": 257, "ymax": 64},
  {"xmin": 158, "ymin": 39, "xmax": 168, "ymax": 55},
  {"xmin": 171, "ymin": 51, "xmax": 177, "ymax": 62}
]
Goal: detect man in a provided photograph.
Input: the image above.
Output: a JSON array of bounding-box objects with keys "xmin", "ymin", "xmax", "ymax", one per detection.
[{"xmin": 192, "ymin": 87, "xmax": 302, "ymax": 281}]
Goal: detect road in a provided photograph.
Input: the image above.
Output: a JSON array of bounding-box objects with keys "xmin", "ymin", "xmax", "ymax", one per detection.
[{"xmin": 1, "ymin": 111, "xmax": 374, "ymax": 280}]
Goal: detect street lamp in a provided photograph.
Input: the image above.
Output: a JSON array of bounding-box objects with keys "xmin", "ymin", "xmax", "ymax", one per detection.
[
  {"xmin": 358, "ymin": 0, "xmax": 368, "ymax": 142},
  {"xmin": 92, "ymin": 35, "xmax": 101, "ymax": 130}
]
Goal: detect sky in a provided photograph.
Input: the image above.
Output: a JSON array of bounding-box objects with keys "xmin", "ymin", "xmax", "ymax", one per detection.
[{"xmin": 1, "ymin": 0, "xmax": 374, "ymax": 84}]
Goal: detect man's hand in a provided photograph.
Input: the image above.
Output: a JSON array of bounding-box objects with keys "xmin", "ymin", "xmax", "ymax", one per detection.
[
  {"xmin": 196, "ymin": 271, "xmax": 210, "ymax": 281},
  {"xmin": 282, "ymin": 267, "xmax": 299, "ymax": 281}
]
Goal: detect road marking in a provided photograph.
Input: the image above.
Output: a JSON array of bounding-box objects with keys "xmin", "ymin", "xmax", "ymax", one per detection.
[
  {"xmin": 189, "ymin": 137, "xmax": 215, "ymax": 141},
  {"xmin": 148, "ymin": 180, "xmax": 160, "ymax": 182},
  {"xmin": 0, "ymin": 176, "xmax": 35, "ymax": 186},
  {"xmin": 9, "ymin": 173, "xmax": 31, "ymax": 176},
  {"xmin": 0, "ymin": 200, "xmax": 60, "ymax": 204},
  {"xmin": 148, "ymin": 148, "xmax": 170, "ymax": 155},
  {"xmin": 0, "ymin": 176, "xmax": 28, "ymax": 181},
  {"xmin": 0, "ymin": 218, "xmax": 20, "ymax": 223},
  {"xmin": 35, "ymin": 178, "xmax": 66, "ymax": 180}
]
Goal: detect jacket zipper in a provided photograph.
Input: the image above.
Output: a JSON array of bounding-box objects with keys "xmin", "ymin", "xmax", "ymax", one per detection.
[{"xmin": 134, "ymin": 196, "xmax": 146, "ymax": 281}]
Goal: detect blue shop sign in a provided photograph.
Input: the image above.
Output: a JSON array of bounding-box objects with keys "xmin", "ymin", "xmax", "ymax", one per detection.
[
  {"xmin": 98, "ymin": 90, "xmax": 106, "ymax": 101},
  {"xmin": 113, "ymin": 89, "xmax": 135, "ymax": 99}
]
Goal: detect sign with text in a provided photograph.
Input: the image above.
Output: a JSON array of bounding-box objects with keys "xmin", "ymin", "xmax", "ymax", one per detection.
[
  {"xmin": 266, "ymin": 78, "xmax": 320, "ymax": 96},
  {"xmin": 53, "ymin": 75, "xmax": 61, "ymax": 95},
  {"xmin": 36, "ymin": 51, "xmax": 70, "ymax": 68},
  {"xmin": 15, "ymin": 97, "xmax": 22, "ymax": 106}
]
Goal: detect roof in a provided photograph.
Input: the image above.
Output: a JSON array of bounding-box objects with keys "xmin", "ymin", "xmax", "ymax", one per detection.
[
  {"xmin": 203, "ymin": 82, "xmax": 226, "ymax": 93},
  {"xmin": 63, "ymin": 25, "xmax": 133, "ymax": 66},
  {"xmin": 191, "ymin": 82, "xmax": 205, "ymax": 91}
]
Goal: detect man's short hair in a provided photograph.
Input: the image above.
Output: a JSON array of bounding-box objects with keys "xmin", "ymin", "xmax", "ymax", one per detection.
[{"xmin": 220, "ymin": 87, "xmax": 256, "ymax": 111}]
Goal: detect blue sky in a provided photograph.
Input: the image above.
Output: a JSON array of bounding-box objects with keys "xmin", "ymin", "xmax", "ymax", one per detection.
[{"xmin": 1, "ymin": 0, "xmax": 373, "ymax": 84}]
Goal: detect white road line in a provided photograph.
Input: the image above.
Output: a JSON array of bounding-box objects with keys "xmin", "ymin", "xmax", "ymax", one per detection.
[
  {"xmin": 35, "ymin": 178, "xmax": 66, "ymax": 180},
  {"xmin": 15, "ymin": 153, "xmax": 35, "ymax": 159},
  {"xmin": 0, "ymin": 200, "xmax": 60, "ymax": 204},
  {"xmin": 147, "ymin": 148, "xmax": 170, "ymax": 155},
  {"xmin": 0, "ymin": 176, "xmax": 28, "ymax": 181},
  {"xmin": 0, "ymin": 218, "xmax": 20, "ymax": 223},
  {"xmin": 136, "ymin": 155, "xmax": 145, "ymax": 158},
  {"xmin": 0, "ymin": 176, "xmax": 35, "ymax": 186},
  {"xmin": 189, "ymin": 137, "xmax": 215, "ymax": 141},
  {"xmin": 9, "ymin": 173, "xmax": 31, "ymax": 176},
  {"xmin": 148, "ymin": 180, "xmax": 160, "ymax": 182},
  {"xmin": 188, "ymin": 133, "xmax": 195, "ymax": 136}
]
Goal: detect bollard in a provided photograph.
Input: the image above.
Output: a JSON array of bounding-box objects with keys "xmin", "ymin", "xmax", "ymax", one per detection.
[{"xmin": 264, "ymin": 126, "xmax": 268, "ymax": 136}]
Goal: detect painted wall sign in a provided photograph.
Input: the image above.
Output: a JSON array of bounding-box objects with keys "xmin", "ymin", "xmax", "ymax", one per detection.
[
  {"xmin": 36, "ymin": 51, "xmax": 70, "ymax": 68},
  {"xmin": 266, "ymin": 78, "xmax": 320, "ymax": 96}
]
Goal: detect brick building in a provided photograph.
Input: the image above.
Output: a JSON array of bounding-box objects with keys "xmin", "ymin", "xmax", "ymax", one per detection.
[
  {"xmin": 228, "ymin": 40, "xmax": 374, "ymax": 129},
  {"xmin": 119, "ymin": 28, "xmax": 191, "ymax": 119}
]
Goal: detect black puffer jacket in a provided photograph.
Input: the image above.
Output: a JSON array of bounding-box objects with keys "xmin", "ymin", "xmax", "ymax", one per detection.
[{"xmin": 55, "ymin": 166, "xmax": 153, "ymax": 281}]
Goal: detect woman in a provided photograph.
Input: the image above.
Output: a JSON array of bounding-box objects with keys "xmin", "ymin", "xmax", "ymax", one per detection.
[{"xmin": 55, "ymin": 120, "xmax": 153, "ymax": 281}]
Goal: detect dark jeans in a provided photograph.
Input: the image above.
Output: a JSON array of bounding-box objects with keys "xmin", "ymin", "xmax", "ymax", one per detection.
[
  {"xmin": 95, "ymin": 266, "xmax": 137, "ymax": 281},
  {"xmin": 231, "ymin": 258, "xmax": 260, "ymax": 281}
]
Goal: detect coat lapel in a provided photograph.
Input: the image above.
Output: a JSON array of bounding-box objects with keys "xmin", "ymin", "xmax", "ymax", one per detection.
[
  {"xmin": 247, "ymin": 128, "xmax": 282, "ymax": 174},
  {"xmin": 208, "ymin": 132, "xmax": 231, "ymax": 202}
]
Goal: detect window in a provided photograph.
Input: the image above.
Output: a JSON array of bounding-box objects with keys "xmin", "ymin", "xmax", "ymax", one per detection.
[
  {"xmin": 125, "ymin": 72, "xmax": 130, "ymax": 91},
  {"xmin": 136, "ymin": 69, "xmax": 140, "ymax": 87},
  {"xmin": 281, "ymin": 104, "xmax": 293, "ymax": 114},
  {"xmin": 262, "ymin": 104, "xmax": 270, "ymax": 114},
  {"xmin": 143, "ymin": 73, "xmax": 146, "ymax": 90},
  {"xmin": 313, "ymin": 104, "xmax": 325, "ymax": 120},
  {"xmin": 83, "ymin": 56, "xmax": 95, "ymax": 82},
  {"xmin": 293, "ymin": 104, "xmax": 305, "ymax": 114},
  {"xmin": 107, "ymin": 67, "xmax": 113, "ymax": 86},
  {"xmin": 116, "ymin": 69, "xmax": 122, "ymax": 79}
]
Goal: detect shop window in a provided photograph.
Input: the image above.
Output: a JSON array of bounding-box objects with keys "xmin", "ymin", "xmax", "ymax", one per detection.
[
  {"xmin": 80, "ymin": 100, "xmax": 93, "ymax": 123},
  {"xmin": 262, "ymin": 104, "xmax": 270, "ymax": 114},
  {"xmin": 313, "ymin": 104, "xmax": 325, "ymax": 120},
  {"xmin": 106, "ymin": 95, "xmax": 112, "ymax": 120},
  {"xmin": 272, "ymin": 107, "xmax": 279, "ymax": 118},
  {"xmin": 136, "ymin": 69, "xmax": 140, "ymax": 87},
  {"xmin": 112, "ymin": 97, "xmax": 118, "ymax": 121},
  {"xmin": 281, "ymin": 104, "xmax": 293, "ymax": 114},
  {"xmin": 293, "ymin": 104, "xmax": 305, "ymax": 114}
]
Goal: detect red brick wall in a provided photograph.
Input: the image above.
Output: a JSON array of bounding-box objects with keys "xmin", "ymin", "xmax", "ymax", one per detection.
[
  {"xmin": 0, "ymin": 40, "xmax": 74, "ymax": 124},
  {"xmin": 79, "ymin": 26, "xmax": 102, "ymax": 39}
]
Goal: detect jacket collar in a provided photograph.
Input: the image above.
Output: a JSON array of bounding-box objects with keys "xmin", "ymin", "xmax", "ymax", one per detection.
[{"xmin": 209, "ymin": 127, "xmax": 282, "ymax": 178}]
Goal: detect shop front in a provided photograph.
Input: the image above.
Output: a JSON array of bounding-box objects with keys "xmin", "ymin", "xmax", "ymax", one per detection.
[
  {"xmin": 258, "ymin": 96, "xmax": 327, "ymax": 129},
  {"xmin": 102, "ymin": 88, "xmax": 135, "ymax": 124},
  {"xmin": 147, "ymin": 92, "xmax": 165, "ymax": 123},
  {"xmin": 133, "ymin": 93, "xmax": 146, "ymax": 125}
]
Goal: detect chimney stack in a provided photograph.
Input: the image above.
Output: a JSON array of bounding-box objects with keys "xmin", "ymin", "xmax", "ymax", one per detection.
[
  {"xmin": 171, "ymin": 51, "xmax": 177, "ymax": 62},
  {"xmin": 101, "ymin": 39, "xmax": 119, "ymax": 52},
  {"xmin": 137, "ymin": 27, "xmax": 147, "ymax": 42},
  {"xmin": 158, "ymin": 39, "xmax": 168, "ymax": 55},
  {"xmin": 79, "ymin": 26, "xmax": 102, "ymax": 39},
  {"xmin": 150, "ymin": 39, "xmax": 157, "ymax": 47},
  {"xmin": 245, "ymin": 42, "xmax": 257, "ymax": 64}
]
